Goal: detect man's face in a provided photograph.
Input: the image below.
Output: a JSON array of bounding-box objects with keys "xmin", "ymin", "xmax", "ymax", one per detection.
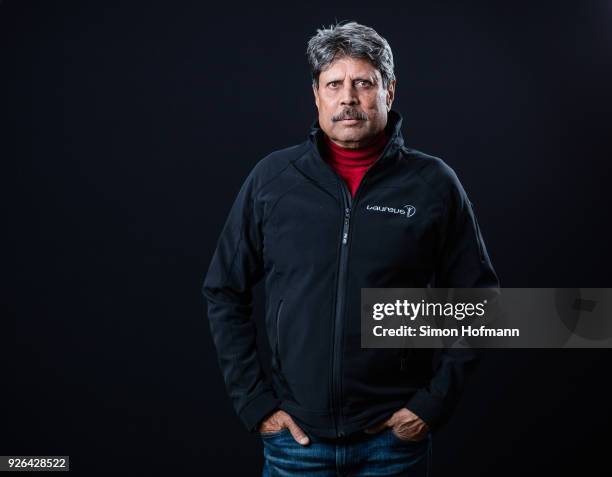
[{"xmin": 313, "ymin": 56, "xmax": 396, "ymax": 149}]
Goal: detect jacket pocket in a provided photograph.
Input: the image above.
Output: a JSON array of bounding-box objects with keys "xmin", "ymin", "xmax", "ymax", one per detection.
[
  {"xmin": 274, "ymin": 299, "xmax": 284, "ymax": 367},
  {"xmin": 399, "ymin": 347, "xmax": 409, "ymax": 372}
]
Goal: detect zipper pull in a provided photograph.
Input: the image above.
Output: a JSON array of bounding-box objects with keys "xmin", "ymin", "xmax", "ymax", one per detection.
[{"xmin": 342, "ymin": 207, "xmax": 351, "ymax": 244}]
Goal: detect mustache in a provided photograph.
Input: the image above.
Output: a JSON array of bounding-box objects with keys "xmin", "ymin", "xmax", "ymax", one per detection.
[{"xmin": 332, "ymin": 108, "xmax": 369, "ymax": 121}]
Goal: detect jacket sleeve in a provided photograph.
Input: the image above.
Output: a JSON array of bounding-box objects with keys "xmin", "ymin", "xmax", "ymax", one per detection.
[
  {"xmin": 405, "ymin": 166, "xmax": 500, "ymax": 431},
  {"xmin": 201, "ymin": 167, "xmax": 280, "ymax": 433}
]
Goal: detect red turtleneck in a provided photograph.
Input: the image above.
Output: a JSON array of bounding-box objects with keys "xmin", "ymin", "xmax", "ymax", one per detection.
[{"xmin": 322, "ymin": 131, "xmax": 389, "ymax": 198}]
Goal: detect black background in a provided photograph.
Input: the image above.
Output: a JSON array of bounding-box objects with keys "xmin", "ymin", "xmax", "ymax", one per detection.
[{"xmin": 3, "ymin": 1, "xmax": 612, "ymax": 475}]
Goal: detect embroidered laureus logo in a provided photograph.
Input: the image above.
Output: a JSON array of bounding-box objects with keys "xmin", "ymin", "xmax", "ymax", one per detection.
[{"xmin": 366, "ymin": 204, "xmax": 417, "ymax": 218}]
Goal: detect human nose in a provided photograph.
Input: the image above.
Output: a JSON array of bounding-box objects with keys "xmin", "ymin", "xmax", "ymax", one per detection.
[{"xmin": 339, "ymin": 82, "xmax": 358, "ymax": 106}]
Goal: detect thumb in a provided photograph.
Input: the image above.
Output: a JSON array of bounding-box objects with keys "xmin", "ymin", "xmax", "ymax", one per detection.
[{"xmin": 285, "ymin": 417, "xmax": 310, "ymax": 445}]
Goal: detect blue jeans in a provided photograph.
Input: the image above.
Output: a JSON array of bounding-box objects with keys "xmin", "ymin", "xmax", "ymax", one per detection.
[{"xmin": 260, "ymin": 427, "xmax": 432, "ymax": 477}]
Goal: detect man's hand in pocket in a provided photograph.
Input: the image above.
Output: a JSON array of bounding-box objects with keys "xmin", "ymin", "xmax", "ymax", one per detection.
[
  {"xmin": 257, "ymin": 409, "xmax": 310, "ymax": 446},
  {"xmin": 364, "ymin": 407, "xmax": 430, "ymax": 441}
]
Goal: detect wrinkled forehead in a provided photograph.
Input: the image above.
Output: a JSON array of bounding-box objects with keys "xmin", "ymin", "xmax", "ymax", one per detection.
[{"xmin": 319, "ymin": 56, "xmax": 382, "ymax": 82}]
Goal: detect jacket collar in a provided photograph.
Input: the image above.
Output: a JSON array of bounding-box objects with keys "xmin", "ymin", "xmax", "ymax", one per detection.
[{"xmin": 295, "ymin": 110, "xmax": 405, "ymax": 196}]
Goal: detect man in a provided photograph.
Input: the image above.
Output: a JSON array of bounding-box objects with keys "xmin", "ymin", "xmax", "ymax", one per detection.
[{"xmin": 202, "ymin": 20, "xmax": 499, "ymax": 476}]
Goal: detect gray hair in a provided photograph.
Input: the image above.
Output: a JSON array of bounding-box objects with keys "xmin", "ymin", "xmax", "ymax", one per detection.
[{"xmin": 306, "ymin": 20, "xmax": 395, "ymax": 90}]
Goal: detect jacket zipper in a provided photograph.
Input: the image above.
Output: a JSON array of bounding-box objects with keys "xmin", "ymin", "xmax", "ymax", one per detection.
[
  {"xmin": 321, "ymin": 136, "xmax": 397, "ymax": 438},
  {"xmin": 331, "ymin": 185, "xmax": 352, "ymax": 437}
]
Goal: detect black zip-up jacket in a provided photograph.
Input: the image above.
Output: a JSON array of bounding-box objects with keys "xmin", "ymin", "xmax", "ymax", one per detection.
[{"xmin": 202, "ymin": 109, "xmax": 499, "ymax": 439}]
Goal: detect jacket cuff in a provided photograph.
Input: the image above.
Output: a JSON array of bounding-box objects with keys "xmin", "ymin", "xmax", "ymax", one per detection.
[
  {"xmin": 405, "ymin": 390, "xmax": 445, "ymax": 431},
  {"xmin": 239, "ymin": 390, "xmax": 281, "ymax": 433}
]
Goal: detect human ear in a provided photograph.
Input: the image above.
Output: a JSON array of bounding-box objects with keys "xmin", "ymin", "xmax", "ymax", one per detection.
[
  {"xmin": 312, "ymin": 83, "xmax": 320, "ymax": 110},
  {"xmin": 386, "ymin": 79, "xmax": 396, "ymax": 110}
]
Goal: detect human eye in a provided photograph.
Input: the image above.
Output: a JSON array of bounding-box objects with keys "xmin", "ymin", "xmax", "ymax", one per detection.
[
  {"xmin": 356, "ymin": 80, "xmax": 372, "ymax": 88},
  {"xmin": 327, "ymin": 81, "xmax": 340, "ymax": 88}
]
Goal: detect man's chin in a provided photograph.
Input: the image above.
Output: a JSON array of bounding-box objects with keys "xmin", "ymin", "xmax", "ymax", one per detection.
[{"xmin": 331, "ymin": 129, "xmax": 368, "ymax": 142}]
